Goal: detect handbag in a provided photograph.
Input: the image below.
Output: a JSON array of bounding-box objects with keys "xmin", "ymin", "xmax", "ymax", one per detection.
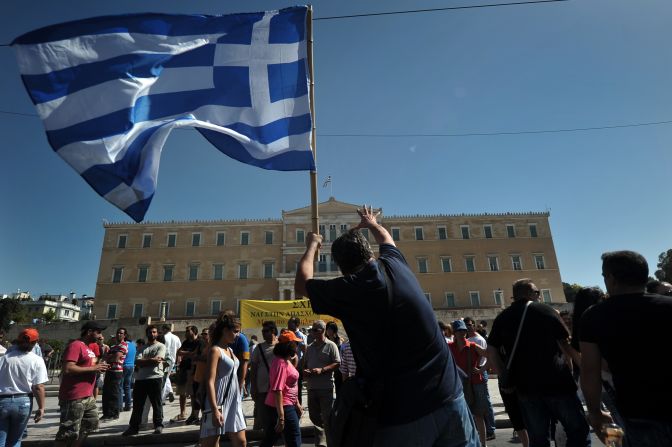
[
  {"xmin": 498, "ymin": 300, "xmax": 532, "ymax": 392},
  {"xmin": 328, "ymin": 259, "xmax": 392, "ymax": 447}
]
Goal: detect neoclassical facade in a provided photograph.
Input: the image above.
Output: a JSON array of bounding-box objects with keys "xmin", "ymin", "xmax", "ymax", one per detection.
[{"xmin": 94, "ymin": 198, "xmax": 564, "ymax": 321}]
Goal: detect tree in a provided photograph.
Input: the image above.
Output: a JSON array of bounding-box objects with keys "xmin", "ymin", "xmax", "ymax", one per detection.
[
  {"xmin": 43, "ymin": 309, "xmax": 57, "ymax": 322},
  {"xmin": 0, "ymin": 299, "xmax": 29, "ymax": 331},
  {"xmin": 562, "ymin": 282, "xmax": 583, "ymax": 303},
  {"xmin": 655, "ymin": 249, "xmax": 672, "ymax": 282}
]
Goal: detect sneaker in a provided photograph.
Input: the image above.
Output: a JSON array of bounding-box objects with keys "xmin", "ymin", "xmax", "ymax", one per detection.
[
  {"xmin": 122, "ymin": 428, "xmax": 139, "ymax": 436},
  {"xmin": 153, "ymin": 426, "xmax": 164, "ymax": 434},
  {"xmin": 486, "ymin": 433, "xmax": 496, "ymax": 441},
  {"xmin": 168, "ymin": 392, "xmax": 175, "ymax": 403},
  {"xmin": 100, "ymin": 416, "xmax": 115, "ymax": 422},
  {"xmin": 123, "ymin": 406, "xmax": 132, "ymax": 412}
]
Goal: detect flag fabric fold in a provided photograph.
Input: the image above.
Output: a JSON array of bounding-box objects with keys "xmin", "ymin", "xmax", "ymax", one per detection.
[{"xmin": 12, "ymin": 6, "xmax": 314, "ymax": 222}]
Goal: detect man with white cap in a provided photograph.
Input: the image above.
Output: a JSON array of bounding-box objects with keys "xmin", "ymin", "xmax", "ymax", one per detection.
[{"xmin": 0, "ymin": 328, "xmax": 48, "ymax": 447}]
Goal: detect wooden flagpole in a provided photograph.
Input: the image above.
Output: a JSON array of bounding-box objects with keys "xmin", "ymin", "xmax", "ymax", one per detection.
[{"xmin": 307, "ymin": 6, "xmax": 320, "ymax": 253}]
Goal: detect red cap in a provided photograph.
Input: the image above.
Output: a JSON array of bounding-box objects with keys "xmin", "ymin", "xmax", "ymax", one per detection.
[
  {"xmin": 20, "ymin": 328, "xmax": 39, "ymax": 343},
  {"xmin": 278, "ymin": 330, "xmax": 301, "ymax": 344}
]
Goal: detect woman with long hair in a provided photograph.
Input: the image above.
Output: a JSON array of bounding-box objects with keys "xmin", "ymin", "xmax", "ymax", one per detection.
[
  {"xmin": 260, "ymin": 330, "xmax": 303, "ymax": 447},
  {"xmin": 200, "ymin": 316, "xmax": 246, "ymax": 447}
]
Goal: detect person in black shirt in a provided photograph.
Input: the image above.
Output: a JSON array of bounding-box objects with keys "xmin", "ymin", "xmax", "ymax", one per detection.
[
  {"xmin": 488, "ymin": 278, "xmax": 590, "ymax": 447},
  {"xmin": 295, "ymin": 205, "xmax": 478, "ymax": 447},
  {"xmin": 580, "ymin": 250, "xmax": 672, "ymax": 446}
]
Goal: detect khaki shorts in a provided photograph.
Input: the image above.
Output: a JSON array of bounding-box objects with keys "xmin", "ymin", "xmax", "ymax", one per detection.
[
  {"xmin": 176, "ymin": 370, "xmax": 194, "ymax": 396},
  {"xmin": 55, "ymin": 396, "xmax": 98, "ymax": 441}
]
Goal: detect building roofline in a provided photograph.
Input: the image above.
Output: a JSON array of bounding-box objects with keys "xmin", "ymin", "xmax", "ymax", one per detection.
[
  {"xmin": 103, "ymin": 217, "xmax": 283, "ymax": 228},
  {"xmin": 386, "ymin": 211, "xmax": 550, "ymax": 219}
]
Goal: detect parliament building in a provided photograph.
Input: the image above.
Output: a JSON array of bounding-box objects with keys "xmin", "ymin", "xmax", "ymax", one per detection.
[{"xmin": 94, "ymin": 197, "xmax": 565, "ymax": 321}]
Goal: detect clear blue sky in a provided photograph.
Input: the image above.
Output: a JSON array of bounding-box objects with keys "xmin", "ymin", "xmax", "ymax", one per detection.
[{"xmin": 1, "ymin": 0, "xmax": 670, "ymax": 298}]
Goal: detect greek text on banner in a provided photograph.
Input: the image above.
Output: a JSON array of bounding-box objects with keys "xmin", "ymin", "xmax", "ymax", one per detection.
[{"xmin": 240, "ymin": 299, "xmax": 338, "ymax": 329}]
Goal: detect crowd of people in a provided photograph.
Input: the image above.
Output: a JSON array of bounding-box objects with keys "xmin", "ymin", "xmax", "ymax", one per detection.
[{"xmin": 2, "ymin": 204, "xmax": 672, "ymax": 447}]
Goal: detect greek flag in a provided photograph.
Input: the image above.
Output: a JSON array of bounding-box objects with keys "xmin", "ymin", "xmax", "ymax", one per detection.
[{"xmin": 12, "ymin": 6, "xmax": 314, "ymax": 222}]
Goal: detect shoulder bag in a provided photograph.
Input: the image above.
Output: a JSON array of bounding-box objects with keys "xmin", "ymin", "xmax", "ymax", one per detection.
[{"xmin": 499, "ymin": 300, "xmax": 532, "ymax": 391}]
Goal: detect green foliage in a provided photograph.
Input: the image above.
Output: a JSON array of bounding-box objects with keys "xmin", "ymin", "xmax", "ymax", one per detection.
[
  {"xmin": 43, "ymin": 309, "xmax": 57, "ymax": 322},
  {"xmin": 47, "ymin": 338, "xmax": 65, "ymax": 353},
  {"xmin": 0, "ymin": 299, "xmax": 29, "ymax": 331},
  {"xmin": 655, "ymin": 249, "xmax": 672, "ymax": 282},
  {"xmin": 562, "ymin": 282, "xmax": 583, "ymax": 303}
]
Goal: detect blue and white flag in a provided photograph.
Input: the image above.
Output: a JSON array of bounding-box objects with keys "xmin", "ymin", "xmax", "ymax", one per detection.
[{"xmin": 12, "ymin": 6, "xmax": 314, "ymax": 222}]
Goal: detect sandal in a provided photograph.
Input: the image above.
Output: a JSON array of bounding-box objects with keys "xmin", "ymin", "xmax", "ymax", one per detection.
[{"xmin": 170, "ymin": 414, "xmax": 186, "ymax": 423}]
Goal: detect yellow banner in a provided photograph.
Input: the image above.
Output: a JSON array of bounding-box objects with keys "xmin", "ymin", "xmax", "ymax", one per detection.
[{"xmin": 240, "ymin": 299, "xmax": 338, "ymax": 329}]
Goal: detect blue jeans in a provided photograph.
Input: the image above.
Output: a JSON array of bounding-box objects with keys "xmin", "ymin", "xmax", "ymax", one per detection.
[
  {"xmin": 0, "ymin": 395, "xmax": 32, "ymax": 447},
  {"xmin": 260, "ymin": 405, "xmax": 302, "ymax": 447},
  {"xmin": 622, "ymin": 418, "xmax": 672, "ymax": 447},
  {"xmin": 518, "ymin": 393, "xmax": 590, "ymax": 447},
  {"xmin": 119, "ymin": 366, "xmax": 134, "ymax": 409},
  {"xmin": 482, "ymin": 370, "xmax": 496, "ymax": 434},
  {"xmin": 374, "ymin": 393, "xmax": 480, "ymax": 447}
]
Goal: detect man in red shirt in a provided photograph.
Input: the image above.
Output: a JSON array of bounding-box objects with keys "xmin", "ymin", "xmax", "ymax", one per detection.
[
  {"xmin": 55, "ymin": 321, "xmax": 109, "ymax": 447},
  {"xmin": 448, "ymin": 319, "xmax": 488, "ymax": 447}
]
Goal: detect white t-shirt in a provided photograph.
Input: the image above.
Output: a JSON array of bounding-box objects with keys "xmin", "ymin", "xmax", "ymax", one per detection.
[
  {"xmin": 468, "ymin": 332, "xmax": 488, "ymax": 367},
  {"xmin": 163, "ymin": 332, "xmax": 182, "ymax": 369},
  {"xmin": 0, "ymin": 349, "xmax": 48, "ymax": 395}
]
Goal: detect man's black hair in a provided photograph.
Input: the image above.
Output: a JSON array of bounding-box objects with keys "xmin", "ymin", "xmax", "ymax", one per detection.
[
  {"xmin": 601, "ymin": 250, "xmax": 649, "ymax": 287},
  {"xmin": 262, "ymin": 320, "xmax": 278, "ymax": 336},
  {"xmin": 646, "ymin": 279, "xmax": 662, "ymax": 293},
  {"xmin": 331, "ymin": 229, "xmax": 374, "ymax": 275}
]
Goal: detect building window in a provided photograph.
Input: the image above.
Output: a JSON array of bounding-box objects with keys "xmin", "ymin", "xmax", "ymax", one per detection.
[
  {"xmin": 506, "ymin": 224, "xmax": 516, "ymax": 238},
  {"xmin": 211, "ymin": 300, "xmax": 221, "ymax": 316},
  {"xmin": 189, "ymin": 264, "xmax": 199, "ymax": 281},
  {"xmin": 329, "ymin": 225, "xmax": 337, "ymax": 241},
  {"xmin": 437, "ymin": 226, "xmax": 447, "ymax": 240},
  {"xmin": 361, "ymin": 228, "xmax": 369, "ymax": 240},
  {"xmin": 541, "ymin": 289, "xmax": 552, "ymax": 303},
  {"xmin": 163, "ymin": 265, "xmax": 174, "ymax": 281},
  {"xmin": 186, "ymin": 301, "xmax": 196, "ymax": 317},
  {"xmin": 318, "ymin": 254, "xmax": 328, "ymax": 273},
  {"xmin": 441, "ymin": 257, "xmax": 452, "ymax": 273},
  {"xmin": 340, "ymin": 224, "xmax": 348, "ymax": 234},
  {"xmin": 319, "ymin": 224, "xmax": 326, "ymax": 238},
  {"xmin": 445, "ymin": 293, "xmax": 456, "ymax": 307},
  {"xmin": 488, "ymin": 256, "xmax": 499, "ymax": 272},
  {"xmin": 529, "ymin": 224, "xmax": 538, "ymax": 238},
  {"xmin": 117, "ymin": 235, "xmax": 127, "ymax": 249},
  {"xmin": 296, "ymin": 229, "xmax": 305, "ymax": 243},
  {"xmin": 138, "ymin": 266, "xmax": 149, "ymax": 282},
  {"xmin": 418, "ymin": 258, "xmax": 428, "ymax": 274},
  {"xmin": 64, "ymin": 310, "xmax": 70, "ymax": 316},
  {"xmin": 494, "ymin": 290, "xmax": 504, "ymax": 306},
  {"xmin": 511, "ymin": 255, "xmax": 523, "ymax": 271},
  {"xmin": 415, "ymin": 227, "xmax": 424, "ymax": 241},
  {"xmin": 142, "ymin": 234, "xmax": 152, "ymax": 248},
  {"xmin": 391, "ymin": 228, "xmax": 400, "ymax": 241},
  {"xmin": 213, "ymin": 264, "xmax": 224, "ymax": 280},
  {"xmin": 133, "ymin": 303, "xmax": 144, "ymax": 318},
  {"xmin": 424, "ymin": 293, "xmax": 431, "ymax": 303},
  {"xmin": 192, "ymin": 233, "xmax": 201, "ymax": 247},
  {"xmin": 461, "ymin": 225, "xmax": 470, "ymax": 240},
  {"xmin": 470, "ymin": 291, "xmax": 481, "ymax": 307},
  {"xmin": 330, "ymin": 254, "xmax": 339, "ymax": 272},
  {"xmin": 241, "ymin": 231, "xmax": 249, "ymax": 246},
  {"xmin": 264, "ymin": 262, "xmax": 274, "ymax": 279},
  {"xmin": 534, "ymin": 255, "xmax": 546, "ymax": 270},
  {"xmin": 265, "ymin": 231, "xmax": 273, "ymax": 245},
  {"xmin": 465, "ymin": 257, "xmax": 476, "ymax": 272},
  {"xmin": 112, "ymin": 267, "xmax": 123, "ymax": 283},
  {"xmin": 484, "ymin": 225, "xmax": 493, "ymax": 239},
  {"xmin": 216, "ymin": 232, "xmax": 225, "ymax": 246},
  {"xmin": 167, "ymin": 233, "xmax": 176, "ymax": 247},
  {"xmin": 106, "ymin": 304, "xmax": 117, "ymax": 319},
  {"xmin": 238, "ymin": 264, "xmax": 248, "ymax": 279}
]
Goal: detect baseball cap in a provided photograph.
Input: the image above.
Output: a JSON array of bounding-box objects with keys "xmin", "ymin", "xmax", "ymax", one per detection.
[
  {"xmin": 278, "ymin": 330, "xmax": 302, "ymax": 344},
  {"xmin": 452, "ymin": 319, "xmax": 468, "ymax": 332},
  {"xmin": 82, "ymin": 321, "xmax": 107, "ymax": 331},
  {"xmin": 20, "ymin": 328, "xmax": 39, "ymax": 342}
]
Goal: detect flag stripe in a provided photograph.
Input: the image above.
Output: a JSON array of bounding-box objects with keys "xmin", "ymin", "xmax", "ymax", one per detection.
[
  {"xmin": 12, "ymin": 12, "xmax": 264, "ymax": 46},
  {"xmin": 23, "ymin": 46, "xmax": 222, "ymax": 105}
]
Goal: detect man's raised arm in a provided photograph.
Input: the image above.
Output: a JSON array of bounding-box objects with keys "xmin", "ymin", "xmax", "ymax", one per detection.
[{"xmin": 295, "ymin": 232, "xmax": 323, "ymax": 298}]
